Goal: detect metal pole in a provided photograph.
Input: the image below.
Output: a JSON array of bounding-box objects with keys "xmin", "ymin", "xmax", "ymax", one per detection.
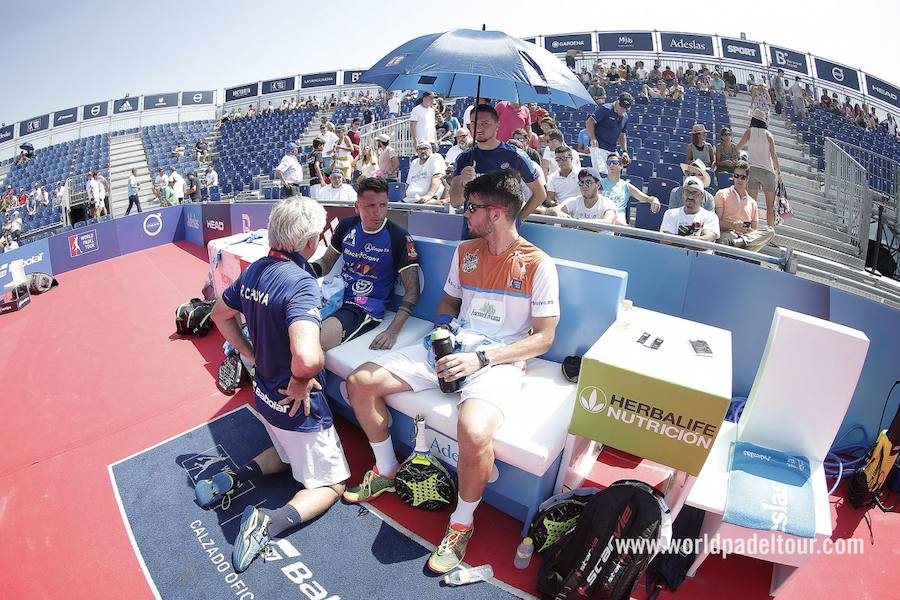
[{"xmin": 868, "ymin": 204, "xmax": 885, "ymax": 274}]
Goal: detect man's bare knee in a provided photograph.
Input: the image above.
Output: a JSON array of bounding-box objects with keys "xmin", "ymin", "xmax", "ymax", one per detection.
[{"xmin": 346, "ymin": 362, "xmax": 387, "ymax": 403}]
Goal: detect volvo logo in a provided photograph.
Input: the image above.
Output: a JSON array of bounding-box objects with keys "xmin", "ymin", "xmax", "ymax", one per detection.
[
  {"xmin": 579, "ymin": 386, "xmax": 607, "ymax": 414},
  {"xmin": 143, "ymin": 213, "xmax": 163, "ymax": 236},
  {"xmin": 831, "ymin": 67, "xmax": 845, "ymax": 82}
]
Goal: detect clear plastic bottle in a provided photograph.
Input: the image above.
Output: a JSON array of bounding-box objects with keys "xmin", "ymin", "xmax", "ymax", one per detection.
[
  {"xmin": 514, "ymin": 537, "xmax": 534, "ymax": 569},
  {"xmin": 618, "ymin": 299, "xmax": 634, "ymax": 329},
  {"xmin": 443, "ymin": 564, "xmax": 494, "ymax": 586}
]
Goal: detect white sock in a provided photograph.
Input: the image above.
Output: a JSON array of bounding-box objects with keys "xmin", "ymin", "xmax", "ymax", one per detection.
[
  {"xmin": 370, "ymin": 437, "xmax": 399, "ymax": 476},
  {"xmin": 449, "ymin": 495, "xmax": 481, "ymax": 528}
]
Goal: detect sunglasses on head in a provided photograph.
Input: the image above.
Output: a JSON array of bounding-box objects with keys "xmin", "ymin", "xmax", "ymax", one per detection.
[
  {"xmin": 464, "ymin": 200, "xmax": 497, "ymax": 213},
  {"xmin": 733, "ymin": 173, "xmax": 748, "ymax": 180}
]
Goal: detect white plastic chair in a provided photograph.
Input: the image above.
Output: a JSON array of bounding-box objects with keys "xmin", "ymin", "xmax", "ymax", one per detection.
[{"xmin": 685, "ymin": 307, "xmax": 869, "ymax": 596}]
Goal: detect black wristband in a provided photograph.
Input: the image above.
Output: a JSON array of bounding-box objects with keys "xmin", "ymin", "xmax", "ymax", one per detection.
[
  {"xmin": 311, "ymin": 262, "xmax": 323, "ymax": 277},
  {"xmin": 399, "ymin": 300, "xmax": 415, "ymax": 314}
]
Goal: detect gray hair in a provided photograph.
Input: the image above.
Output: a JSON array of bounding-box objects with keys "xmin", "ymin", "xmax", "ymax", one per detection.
[{"xmin": 267, "ymin": 196, "xmax": 326, "ymax": 252}]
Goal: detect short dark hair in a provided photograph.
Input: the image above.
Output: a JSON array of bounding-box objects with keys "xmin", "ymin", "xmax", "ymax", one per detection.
[
  {"xmin": 547, "ymin": 129, "xmax": 564, "ymax": 143},
  {"xmin": 356, "ymin": 177, "xmax": 388, "ymax": 196},
  {"xmin": 473, "ymin": 104, "xmax": 499, "ymax": 122},
  {"xmin": 554, "ymin": 144, "xmax": 573, "ymax": 156},
  {"xmin": 463, "ymin": 170, "xmax": 524, "ymax": 220},
  {"xmin": 312, "ymin": 137, "xmax": 325, "ymax": 149},
  {"xmin": 733, "ymin": 160, "xmax": 750, "ymax": 174}
]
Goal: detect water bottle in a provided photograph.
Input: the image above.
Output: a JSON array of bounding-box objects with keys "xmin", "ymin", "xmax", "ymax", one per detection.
[
  {"xmin": 431, "ymin": 328, "xmax": 460, "ymax": 393},
  {"xmin": 443, "ymin": 564, "xmax": 493, "ymax": 586},
  {"xmin": 514, "ymin": 537, "xmax": 534, "ymax": 569},
  {"xmin": 618, "ymin": 298, "xmax": 634, "ymax": 329}
]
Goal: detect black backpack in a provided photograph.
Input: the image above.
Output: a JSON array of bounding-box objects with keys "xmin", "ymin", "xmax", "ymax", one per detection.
[
  {"xmin": 25, "ymin": 272, "xmax": 59, "ymax": 294},
  {"xmin": 537, "ymin": 480, "xmax": 668, "ymax": 600},
  {"xmin": 175, "ymin": 298, "xmax": 216, "ymax": 336}
]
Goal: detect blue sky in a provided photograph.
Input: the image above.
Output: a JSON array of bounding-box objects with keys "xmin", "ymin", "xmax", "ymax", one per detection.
[{"xmin": 1, "ymin": 0, "xmax": 898, "ymax": 126}]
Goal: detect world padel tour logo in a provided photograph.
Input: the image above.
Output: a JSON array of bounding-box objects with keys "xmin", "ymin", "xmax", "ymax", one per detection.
[
  {"xmin": 69, "ymin": 230, "xmax": 99, "ymax": 257},
  {"xmin": 579, "ymin": 386, "xmax": 607, "ymax": 413}
]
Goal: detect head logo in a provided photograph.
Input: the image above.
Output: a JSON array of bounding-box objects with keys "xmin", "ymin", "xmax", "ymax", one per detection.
[
  {"xmin": 579, "ymin": 386, "xmax": 607, "ymax": 413},
  {"xmin": 206, "ymin": 220, "xmax": 224, "ymax": 231},
  {"xmin": 143, "ymin": 213, "xmax": 163, "ymax": 236}
]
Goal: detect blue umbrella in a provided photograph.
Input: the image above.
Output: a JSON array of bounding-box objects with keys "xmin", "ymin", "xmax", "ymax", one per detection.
[{"xmin": 360, "ymin": 28, "xmax": 594, "ymax": 108}]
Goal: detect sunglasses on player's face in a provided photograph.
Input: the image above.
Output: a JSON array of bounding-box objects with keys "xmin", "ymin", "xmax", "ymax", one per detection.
[{"xmin": 464, "ymin": 200, "xmax": 498, "ymax": 213}]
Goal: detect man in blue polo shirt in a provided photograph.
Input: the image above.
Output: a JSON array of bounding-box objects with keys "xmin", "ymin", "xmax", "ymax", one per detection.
[
  {"xmin": 450, "ymin": 104, "xmax": 546, "ymax": 219},
  {"xmin": 585, "ymin": 91, "xmax": 634, "ymax": 174},
  {"xmin": 207, "ymin": 197, "xmax": 350, "ymax": 573},
  {"xmin": 311, "ymin": 177, "xmax": 421, "ymax": 351}
]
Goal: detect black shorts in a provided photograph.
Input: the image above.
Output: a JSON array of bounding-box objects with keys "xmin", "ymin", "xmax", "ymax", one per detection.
[{"xmin": 330, "ymin": 304, "xmax": 381, "ymax": 343}]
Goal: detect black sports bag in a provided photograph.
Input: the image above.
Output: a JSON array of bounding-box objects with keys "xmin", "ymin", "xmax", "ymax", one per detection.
[{"xmin": 175, "ymin": 298, "xmax": 216, "ymax": 336}]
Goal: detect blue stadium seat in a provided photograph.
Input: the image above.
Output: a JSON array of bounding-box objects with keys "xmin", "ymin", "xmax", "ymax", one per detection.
[
  {"xmin": 643, "ymin": 139, "xmax": 665, "ymax": 152},
  {"xmin": 661, "ymin": 150, "xmax": 684, "ymax": 165},
  {"xmin": 717, "ymin": 172, "xmax": 734, "ymax": 189},
  {"xmin": 626, "ymin": 160, "xmax": 653, "ymax": 181},
  {"xmin": 647, "ymin": 177, "xmax": 680, "ymax": 201},
  {"xmin": 635, "ymin": 202, "xmax": 667, "ymax": 231},
  {"xmin": 388, "ymin": 182, "xmax": 407, "ymax": 202},
  {"xmin": 657, "ymin": 163, "xmax": 683, "ymax": 182},
  {"xmin": 634, "ymin": 148, "xmax": 660, "ymax": 164},
  {"xmin": 625, "ymin": 175, "xmax": 644, "ymax": 192}
]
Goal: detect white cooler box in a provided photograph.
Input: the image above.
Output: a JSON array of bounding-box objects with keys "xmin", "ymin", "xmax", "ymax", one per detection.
[{"xmin": 208, "ymin": 230, "xmax": 271, "ymax": 296}]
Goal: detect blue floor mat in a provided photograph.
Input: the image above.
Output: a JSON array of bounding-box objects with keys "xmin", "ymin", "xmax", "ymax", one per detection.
[{"xmin": 110, "ymin": 406, "xmax": 524, "ymax": 599}]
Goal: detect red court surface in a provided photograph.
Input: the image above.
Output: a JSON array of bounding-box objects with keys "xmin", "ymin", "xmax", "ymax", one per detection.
[{"xmin": 0, "ymin": 241, "xmax": 896, "ymax": 599}]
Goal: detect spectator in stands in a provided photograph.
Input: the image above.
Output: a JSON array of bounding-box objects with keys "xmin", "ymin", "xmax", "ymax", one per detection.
[
  {"xmin": 317, "ymin": 170, "xmax": 356, "ymax": 202},
  {"xmin": 205, "ymin": 166, "xmax": 219, "ymax": 198},
  {"xmin": 450, "ymin": 104, "xmax": 545, "ymax": 218},
  {"xmin": 37, "ymin": 184, "xmax": 50, "ymax": 207},
  {"xmin": 463, "ymin": 97, "xmax": 491, "ymax": 134},
  {"xmin": 154, "ymin": 168, "xmax": 168, "ymax": 203},
  {"xmin": 196, "ymin": 137, "xmax": 208, "ymax": 161},
  {"xmin": 586, "ymin": 92, "xmax": 634, "ymax": 173},
  {"xmin": 172, "ymin": 143, "xmax": 185, "ymax": 159},
  {"xmin": 710, "ymin": 71, "xmax": 725, "ymax": 94},
  {"xmin": 160, "ymin": 178, "xmax": 178, "ymax": 207},
  {"xmin": 510, "ymin": 127, "xmax": 540, "ymax": 154},
  {"xmin": 669, "ymin": 161, "xmax": 715, "ymax": 211},
  {"xmin": 605, "ymin": 62, "xmax": 620, "ymax": 82},
  {"xmin": 356, "ymin": 146, "xmax": 379, "ymax": 180},
  {"xmin": 548, "ymin": 167, "xmax": 618, "ymax": 224},
  {"xmin": 87, "ymin": 172, "xmax": 102, "ymax": 218},
  {"xmin": 387, "ymin": 91, "xmax": 401, "ymax": 117},
  {"xmin": 619, "ymin": 60, "xmax": 631, "ymax": 80},
  {"xmin": 495, "ymin": 100, "xmax": 531, "ymax": 143},
  {"xmin": 168, "ymin": 170, "xmax": 185, "ymax": 204},
  {"xmin": 53, "ymin": 181, "xmax": 66, "ymax": 209},
  {"xmin": 405, "ymin": 141, "xmax": 446, "ymax": 203},
  {"xmin": 545, "ymin": 145, "xmax": 581, "ymax": 207},
  {"xmin": 602, "ymin": 150, "xmax": 661, "ymax": 223},
  {"xmin": 363, "ymin": 105, "xmax": 375, "ymax": 126},
  {"xmin": 527, "ymin": 104, "xmax": 548, "ymax": 136},
  {"xmin": 276, "ymin": 143, "xmax": 304, "ymax": 198},
  {"xmin": 649, "ymin": 61, "xmax": 662, "ymax": 84},
  {"xmin": 669, "ymin": 80, "xmax": 686, "ymax": 102},
  {"xmin": 715, "ymin": 160, "xmax": 774, "ymax": 252},
  {"xmin": 883, "ymin": 114, "xmax": 897, "ymax": 138},
  {"xmin": 186, "ymin": 173, "xmax": 200, "ymax": 203},
  {"xmin": 321, "ymin": 122, "xmax": 339, "ymax": 172},
  {"xmin": 587, "ymin": 78, "xmax": 606, "ymax": 102},
  {"xmin": 435, "ymin": 112, "xmax": 454, "ymax": 145},
  {"xmin": 7, "ymin": 211, "xmax": 22, "ymax": 243},
  {"xmin": 247, "ymin": 105, "xmax": 257, "ymax": 118},
  {"xmin": 375, "ymin": 134, "xmax": 399, "ymax": 180},
  {"xmin": 207, "ymin": 196, "xmax": 351, "ymax": 574},
  {"xmin": 576, "ymin": 127, "xmax": 590, "ymax": 154},
  {"xmin": 279, "ymin": 99, "xmax": 288, "ymax": 111},
  {"xmin": 96, "ymin": 171, "xmax": 110, "ymax": 216},
  {"xmin": 306, "ymin": 138, "xmax": 325, "ymax": 195},
  {"xmin": 17, "ymin": 188, "xmax": 27, "ymax": 206},
  {"xmin": 538, "ymin": 116, "xmax": 557, "ymax": 144},
  {"xmin": 735, "ymin": 109, "xmax": 781, "ymax": 226},
  {"xmin": 696, "ymin": 77, "xmax": 710, "ymax": 93},
  {"xmin": 723, "ymin": 69, "xmax": 738, "ymax": 96},
  {"xmin": 715, "ymin": 127, "xmax": 739, "ymax": 174},
  {"xmin": 541, "ymin": 129, "xmax": 565, "ymax": 177},
  {"xmin": 444, "ymin": 107, "xmax": 461, "ymax": 134},
  {"xmin": 749, "ymin": 81, "xmax": 771, "ymax": 123},
  {"xmin": 683, "ymin": 63, "xmax": 697, "ymax": 86},
  {"xmin": 25, "ymin": 190, "xmax": 37, "ymax": 217},
  {"xmin": 410, "ymin": 91, "xmax": 438, "ymax": 150},
  {"xmin": 126, "ymin": 168, "xmax": 141, "ymax": 215},
  {"xmin": 662, "ymin": 65, "xmax": 676, "ymax": 83},
  {"xmin": 686, "ymin": 124, "xmax": 716, "ymax": 170},
  {"xmin": 444, "ymin": 128, "xmax": 471, "ymax": 171},
  {"xmin": 789, "ymin": 76, "xmax": 807, "ymax": 119},
  {"xmin": 342, "ymin": 169, "xmax": 559, "ymax": 576},
  {"xmin": 820, "ymin": 90, "xmax": 833, "ymax": 110},
  {"xmin": 333, "ymin": 125, "xmax": 354, "ymax": 181},
  {"xmin": 309, "ymin": 177, "xmax": 420, "ymax": 351},
  {"xmin": 349, "ymin": 119, "xmax": 362, "ymax": 160},
  {"xmin": 2, "ymin": 186, "xmax": 15, "ymax": 210},
  {"xmin": 660, "ymin": 176, "xmax": 720, "ymax": 242},
  {"xmin": 262, "ymin": 101, "xmax": 273, "ymax": 116},
  {"xmin": 634, "ymin": 60, "xmax": 648, "ymax": 81},
  {"xmin": 772, "ymin": 69, "xmax": 786, "ymax": 110}
]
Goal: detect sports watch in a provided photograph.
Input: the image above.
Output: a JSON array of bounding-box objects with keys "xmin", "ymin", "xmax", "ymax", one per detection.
[{"xmin": 476, "ymin": 350, "xmax": 491, "ymax": 369}]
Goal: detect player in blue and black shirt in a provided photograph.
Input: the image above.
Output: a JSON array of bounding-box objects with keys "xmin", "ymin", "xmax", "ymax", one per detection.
[
  {"xmin": 312, "ymin": 177, "xmax": 421, "ymax": 351},
  {"xmin": 208, "ymin": 197, "xmax": 350, "ymax": 573}
]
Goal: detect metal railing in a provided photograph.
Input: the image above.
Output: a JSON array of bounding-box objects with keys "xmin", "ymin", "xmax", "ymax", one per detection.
[
  {"xmin": 359, "ymin": 116, "xmax": 413, "ymax": 162},
  {"xmin": 830, "ymin": 139, "xmax": 900, "ymax": 230},
  {"xmin": 824, "ymin": 138, "xmax": 872, "ymax": 259}
]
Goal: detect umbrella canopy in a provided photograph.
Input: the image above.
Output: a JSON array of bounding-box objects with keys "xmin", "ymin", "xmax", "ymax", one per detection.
[
  {"xmin": 360, "ymin": 29, "xmax": 595, "ymax": 108},
  {"xmin": 19, "ymin": 142, "xmax": 34, "ymax": 152}
]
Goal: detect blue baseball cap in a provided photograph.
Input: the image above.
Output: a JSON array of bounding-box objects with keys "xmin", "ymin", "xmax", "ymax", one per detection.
[{"xmin": 286, "ymin": 143, "xmax": 298, "ymax": 153}]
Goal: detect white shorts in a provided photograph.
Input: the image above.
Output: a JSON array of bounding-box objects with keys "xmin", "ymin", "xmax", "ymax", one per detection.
[
  {"xmin": 261, "ymin": 420, "xmax": 350, "ymax": 489},
  {"xmin": 589, "ymin": 147, "xmax": 612, "ymax": 174},
  {"xmin": 372, "ymin": 343, "xmax": 525, "ymax": 421}
]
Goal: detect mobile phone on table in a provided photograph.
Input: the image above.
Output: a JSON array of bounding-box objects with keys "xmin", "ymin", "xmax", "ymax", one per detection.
[
  {"xmin": 637, "ymin": 332, "xmax": 651, "ymax": 345},
  {"xmin": 650, "ymin": 337, "xmax": 664, "ymax": 350},
  {"xmin": 690, "ymin": 339, "xmax": 713, "ymax": 356}
]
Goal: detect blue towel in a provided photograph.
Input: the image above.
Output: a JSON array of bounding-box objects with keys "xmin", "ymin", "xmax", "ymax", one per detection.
[{"xmin": 723, "ymin": 441, "xmax": 816, "ymax": 538}]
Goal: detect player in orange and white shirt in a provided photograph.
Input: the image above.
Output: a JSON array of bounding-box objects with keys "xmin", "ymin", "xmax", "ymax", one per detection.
[{"xmin": 342, "ymin": 171, "xmax": 560, "ymax": 574}]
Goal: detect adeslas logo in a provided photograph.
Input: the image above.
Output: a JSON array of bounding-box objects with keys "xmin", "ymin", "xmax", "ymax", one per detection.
[
  {"xmin": 186, "ymin": 214, "xmax": 200, "ymax": 230},
  {"xmin": 670, "ymin": 38, "xmax": 706, "ymax": 51}
]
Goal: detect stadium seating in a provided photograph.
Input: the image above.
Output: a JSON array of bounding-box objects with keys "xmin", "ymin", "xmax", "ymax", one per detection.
[{"xmin": 142, "ymin": 120, "xmax": 213, "ymax": 178}]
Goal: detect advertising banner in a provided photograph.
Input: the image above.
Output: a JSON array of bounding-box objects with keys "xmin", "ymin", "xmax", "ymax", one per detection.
[
  {"xmin": 301, "ymin": 72, "xmax": 338, "ymax": 88},
  {"xmin": 49, "ymin": 220, "xmax": 122, "ymax": 274},
  {"xmin": 0, "ymin": 124, "xmax": 15, "ymax": 144},
  {"xmin": 720, "ymin": 37, "xmax": 763, "ymax": 64},
  {"xmin": 229, "ymin": 203, "xmax": 273, "ymax": 236},
  {"xmin": 183, "ymin": 204, "xmax": 204, "ymax": 247},
  {"xmin": 597, "ymin": 32, "xmax": 654, "ymax": 53},
  {"xmin": 543, "ymin": 33, "xmax": 593, "ymax": 54},
  {"xmin": 82, "ymin": 101, "xmax": 109, "ymax": 120},
  {"xmin": 0, "ymin": 239, "xmax": 52, "ymax": 289},
  {"xmin": 343, "ymin": 70, "xmax": 365, "ymax": 85},
  {"xmin": 814, "ymin": 57, "xmax": 860, "ymax": 91},
  {"xmin": 181, "ymin": 91, "xmax": 214, "ymax": 105},
  {"xmin": 113, "ymin": 97, "xmax": 138, "ymax": 115},
  {"xmin": 262, "ymin": 77, "xmax": 295, "ymax": 95},
  {"xmin": 865, "ymin": 74, "xmax": 900, "ymax": 110},
  {"xmin": 225, "ymin": 82, "xmax": 259, "ymax": 103},
  {"xmin": 18, "ymin": 114, "xmax": 50, "ymax": 137},
  {"xmin": 53, "ymin": 107, "xmax": 79, "ymax": 127},
  {"xmin": 202, "ymin": 203, "xmax": 232, "ymax": 246},
  {"xmin": 116, "ymin": 206, "xmax": 185, "ymax": 255},
  {"xmin": 143, "ymin": 93, "xmax": 179, "ymax": 110},
  {"xmin": 659, "ymin": 32, "xmax": 714, "ymax": 56},
  {"xmin": 768, "ymin": 45, "xmax": 808, "ymax": 74}
]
